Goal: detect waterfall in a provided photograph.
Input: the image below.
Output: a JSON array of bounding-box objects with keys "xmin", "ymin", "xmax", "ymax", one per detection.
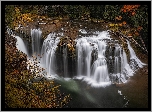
[
  {"xmin": 92, "ymin": 58, "xmax": 109, "ymax": 82},
  {"xmin": 41, "ymin": 33, "xmax": 62, "ymax": 76},
  {"xmin": 109, "ymin": 41, "xmax": 137, "ymax": 83},
  {"xmin": 91, "ymin": 40, "xmax": 109, "ymax": 82},
  {"xmin": 127, "ymin": 40, "xmax": 146, "ymax": 70},
  {"xmin": 14, "ymin": 36, "xmax": 28, "ymax": 55},
  {"xmin": 74, "ymin": 31, "xmax": 146, "ymax": 86},
  {"xmin": 76, "ymin": 38, "xmax": 92, "ymax": 77},
  {"xmin": 75, "ymin": 31, "xmax": 111, "ymax": 86},
  {"xmin": 7, "ymin": 27, "xmax": 28, "ymax": 55},
  {"xmin": 121, "ymin": 49, "xmax": 134, "ymax": 76},
  {"xmin": 114, "ymin": 45, "xmax": 120, "ymax": 74},
  {"xmin": 31, "ymin": 29, "xmax": 42, "ymax": 55},
  {"xmin": 7, "ymin": 18, "xmax": 146, "ymax": 88},
  {"xmin": 34, "ymin": 29, "xmax": 146, "ymax": 87}
]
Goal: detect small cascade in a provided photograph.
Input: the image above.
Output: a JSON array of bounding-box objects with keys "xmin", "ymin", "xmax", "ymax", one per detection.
[
  {"xmin": 76, "ymin": 31, "xmax": 111, "ymax": 86},
  {"xmin": 76, "ymin": 38, "xmax": 92, "ymax": 76},
  {"xmin": 31, "ymin": 29, "xmax": 42, "ymax": 55},
  {"xmin": 79, "ymin": 39, "xmax": 92, "ymax": 77},
  {"xmin": 121, "ymin": 49, "xmax": 134, "ymax": 76},
  {"xmin": 91, "ymin": 40, "xmax": 109, "ymax": 82},
  {"xmin": 41, "ymin": 33, "xmax": 61, "ymax": 76},
  {"xmin": 114, "ymin": 44, "xmax": 121, "ymax": 74},
  {"xmin": 14, "ymin": 36, "xmax": 28, "ymax": 55},
  {"xmin": 74, "ymin": 31, "xmax": 146, "ymax": 86},
  {"xmin": 36, "ymin": 30, "xmax": 146, "ymax": 87},
  {"xmin": 107, "ymin": 40, "xmax": 134, "ymax": 83},
  {"xmin": 127, "ymin": 40, "xmax": 146, "ymax": 71},
  {"xmin": 7, "ymin": 27, "xmax": 27, "ymax": 55},
  {"xmin": 92, "ymin": 58, "xmax": 109, "ymax": 82}
]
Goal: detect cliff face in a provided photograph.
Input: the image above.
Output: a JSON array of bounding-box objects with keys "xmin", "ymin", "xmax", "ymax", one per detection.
[
  {"xmin": 12, "ymin": 16, "xmax": 148, "ymax": 77},
  {"xmin": 4, "ymin": 5, "xmax": 149, "ymax": 108}
]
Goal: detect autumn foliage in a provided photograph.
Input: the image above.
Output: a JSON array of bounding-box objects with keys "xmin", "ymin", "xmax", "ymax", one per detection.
[
  {"xmin": 5, "ymin": 31, "xmax": 71, "ymax": 108},
  {"xmin": 121, "ymin": 5, "xmax": 140, "ymax": 16}
]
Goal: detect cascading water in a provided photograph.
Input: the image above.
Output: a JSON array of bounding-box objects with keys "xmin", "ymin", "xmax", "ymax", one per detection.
[
  {"xmin": 41, "ymin": 33, "xmax": 62, "ymax": 78},
  {"xmin": 110, "ymin": 43, "xmax": 132, "ymax": 83},
  {"xmin": 14, "ymin": 35, "xmax": 28, "ymax": 55},
  {"xmin": 76, "ymin": 38, "xmax": 92, "ymax": 77},
  {"xmin": 7, "ymin": 18, "xmax": 147, "ymax": 107},
  {"xmin": 74, "ymin": 31, "xmax": 146, "ymax": 86},
  {"xmin": 127, "ymin": 40, "xmax": 146, "ymax": 71},
  {"xmin": 75, "ymin": 31, "xmax": 112, "ymax": 86},
  {"xmin": 34, "ymin": 29, "xmax": 146, "ymax": 87},
  {"xmin": 6, "ymin": 28, "xmax": 28, "ymax": 55},
  {"xmin": 114, "ymin": 44, "xmax": 121, "ymax": 74},
  {"xmin": 31, "ymin": 29, "xmax": 42, "ymax": 55},
  {"xmin": 119, "ymin": 49, "xmax": 134, "ymax": 83},
  {"xmin": 92, "ymin": 58, "xmax": 109, "ymax": 82},
  {"xmin": 92, "ymin": 40, "xmax": 109, "ymax": 83}
]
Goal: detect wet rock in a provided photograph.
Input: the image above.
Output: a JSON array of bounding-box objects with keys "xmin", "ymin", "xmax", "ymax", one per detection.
[{"xmin": 115, "ymin": 83, "xmax": 125, "ymax": 88}]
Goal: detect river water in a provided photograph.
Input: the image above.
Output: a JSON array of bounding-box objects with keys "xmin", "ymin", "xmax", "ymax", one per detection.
[{"xmin": 12, "ymin": 20, "xmax": 148, "ymax": 108}]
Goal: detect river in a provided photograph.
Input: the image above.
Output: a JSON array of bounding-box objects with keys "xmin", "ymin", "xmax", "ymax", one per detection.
[{"xmin": 12, "ymin": 20, "xmax": 148, "ymax": 108}]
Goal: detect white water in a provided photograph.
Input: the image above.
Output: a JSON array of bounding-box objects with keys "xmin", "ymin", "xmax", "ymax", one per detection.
[
  {"xmin": 111, "ymin": 43, "xmax": 134, "ymax": 83},
  {"xmin": 127, "ymin": 40, "xmax": 146, "ymax": 70},
  {"xmin": 74, "ymin": 31, "xmax": 146, "ymax": 86},
  {"xmin": 12, "ymin": 27, "xmax": 146, "ymax": 87},
  {"xmin": 92, "ymin": 59, "xmax": 109, "ymax": 82},
  {"xmin": 41, "ymin": 33, "xmax": 62, "ymax": 77},
  {"xmin": 14, "ymin": 36, "xmax": 28, "ymax": 55},
  {"xmin": 31, "ymin": 29, "xmax": 42, "ymax": 55},
  {"xmin": 75, "ymin": 31, "xmax": 112, "ymax": 87},
  {"xmin": 7, "ymin": 28, "xmax": 28, "ymax": 55},
  {"xmin": 39, "ymin": 30, "xmax": 146, "ymax": 87}
]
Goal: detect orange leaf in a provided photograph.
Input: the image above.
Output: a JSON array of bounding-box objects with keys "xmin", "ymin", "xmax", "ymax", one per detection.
[
  {"xmin": 135, "ymin": 32, "xmax": 139, "ymax": 36},
  {"xmin": 132, "ymin": 12, "xmax": 136, "ymax": 16},
  {"xmin": 123, "ymin": 10, "xmax": 126, "ymax": 13},
  {"xmin": 137, "ymin": 26, "xmax": 142, "ymax": 31},
  {"xmin": 128, "ymin": 33, "xmax": 132, "ymax": 36},
  {"xmin": 122, "ymin": 21, "xmax": 127, "ymax": 25},
  {"xmin": 119, "ymin": 23, "xmax": 123, "ymax": 26},
  {"xmin": 119, "ymin": 16, "xmax": 122, "ymax": 19}
]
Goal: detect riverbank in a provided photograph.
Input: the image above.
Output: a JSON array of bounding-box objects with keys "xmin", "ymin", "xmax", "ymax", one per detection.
[{"xmin": 115, "ymin": 52, "xmax": 148, "ymax": 108}]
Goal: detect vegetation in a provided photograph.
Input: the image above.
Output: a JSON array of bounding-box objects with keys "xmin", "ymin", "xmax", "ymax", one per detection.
[
  {"xmin": 5, "ymin": 5, "xmax": 148, "ymax": 53},
  {"xmin": 5, "ymin": 32, "xmax": 71, "ymax": 108},
  {"xmin": 4, "ymin": 4, "xmax": 149, "ymax": 108}
]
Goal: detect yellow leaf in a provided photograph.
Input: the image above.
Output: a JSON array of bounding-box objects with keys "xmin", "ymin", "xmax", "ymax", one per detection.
[
  {"xmin": 115, "ymin": 24, "xmax": 118, "ymax": 27},
  {"xmin": 109, "ymin": 24, "xmax": 115, "ymax": 27}
]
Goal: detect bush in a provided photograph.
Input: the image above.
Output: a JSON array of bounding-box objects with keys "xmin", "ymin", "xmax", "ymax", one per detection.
[
  {"xmin": 103, "ymin": 5, "xmax": 122, "ymax": 21},
  {"xmin": 5, "ymin": 32, "xmax": 71, "ymax": 108}
]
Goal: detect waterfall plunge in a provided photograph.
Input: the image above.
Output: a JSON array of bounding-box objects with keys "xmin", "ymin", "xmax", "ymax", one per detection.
[
  {"xmin": 31, "ymin": 29, "xmax": 42, "ymax": 55},
  {"xmin": 38, "ymin": 30, "xmax": 146, "ymax": 87},
  {"xmin": 14, "ymin": 36, "xmax": 28, "ymax": 55},
  {"xmin": 76, "ymin": 38, "xmax": 92, "ymax": 77},
  {"xmin": 75, "ymin": 31, "xmax": 111, "ymax": 86},
  {"xmin": 127, "ymin": 40, "xmax": 146, "ymax": 70},
  {"xmin": 7, "ymin": 28, "xmax": 28, "ymax": 55},
  {"xmin": 75, "ymin": 31, "xmax": 143, "ymax": 86},
  {"xmin": 41, "ymin": 33, "xmax": 62, "ymax": 78}
]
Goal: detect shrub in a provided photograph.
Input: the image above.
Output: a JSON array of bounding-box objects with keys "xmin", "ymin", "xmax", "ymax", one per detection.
[{"xmin": 5, "ymin": 32, "xmax": 71, "ymax": 108}]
